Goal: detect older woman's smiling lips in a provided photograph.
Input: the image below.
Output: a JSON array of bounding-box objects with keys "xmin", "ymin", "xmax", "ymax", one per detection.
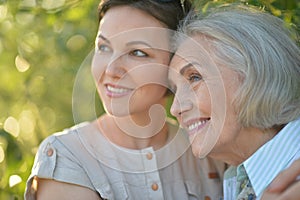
[
  {"xmin": 184, "ymin": 118, "xmax": 210, "ymax": 137},
  {"xmin": 105, "ymin": 83, "xmax": 133, "ymax": 98}
]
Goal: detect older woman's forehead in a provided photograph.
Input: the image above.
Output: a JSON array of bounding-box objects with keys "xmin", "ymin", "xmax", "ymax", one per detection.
[
  {"xmin": 172, "ymin": 39, "xmax": 216, "ymax": 70},
  {"xmin": 175, "ymin": 36, "xmax": 214, "ymax": 59},
  {"xmin": 169, "ymin": 52, "xmax": 187, "ymax": 72}
]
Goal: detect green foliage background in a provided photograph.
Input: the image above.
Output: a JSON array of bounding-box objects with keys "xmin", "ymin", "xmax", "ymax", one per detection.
[{"xmin": 0, "ymin": 0, "xmax": 299, "ymax": 199}]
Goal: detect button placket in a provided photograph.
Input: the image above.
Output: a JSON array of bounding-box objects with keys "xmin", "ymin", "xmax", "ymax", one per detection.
[{"xmin": 141, "ymin": 148, "xmax": 163, "ymax": 198}]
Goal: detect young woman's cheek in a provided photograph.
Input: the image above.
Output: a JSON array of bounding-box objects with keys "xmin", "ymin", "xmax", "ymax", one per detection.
[
  {"xmin": 91, "ymin": 53, "xmax": 109, "ymax": 82},
  {"xmin": 123, "ymin": 55, "xmax": 170, "ymax": 88}
]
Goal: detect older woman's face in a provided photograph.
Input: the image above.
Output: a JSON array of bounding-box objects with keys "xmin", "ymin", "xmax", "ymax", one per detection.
[{"xmin": 169, "ymin": 36, "xmax": 242, "ymax": 159}]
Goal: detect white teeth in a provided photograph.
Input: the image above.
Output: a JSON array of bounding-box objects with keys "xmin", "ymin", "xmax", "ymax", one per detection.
[
  {"xmin": 107, "ymin": 85, "xmax": 131, "ymax": 94},
  {"xmin": 187, "ymin": 120, "xmax": 208, "ymax": 131}
]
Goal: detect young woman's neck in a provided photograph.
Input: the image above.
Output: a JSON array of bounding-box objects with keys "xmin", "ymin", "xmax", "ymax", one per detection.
[{"xmin": 97, "ymin": 108, "xmax": 169, "ymax": 150}]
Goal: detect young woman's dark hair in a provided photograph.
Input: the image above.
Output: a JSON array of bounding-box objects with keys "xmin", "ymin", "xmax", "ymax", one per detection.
[{"xmin": 98, "ymin": 0, "xmax": 192, "ymax": 30}]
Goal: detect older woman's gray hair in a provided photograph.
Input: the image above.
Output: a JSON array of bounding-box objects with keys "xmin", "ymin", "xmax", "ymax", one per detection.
[{"xmin": 175, "ymin": 5, "xmax": 300, "ymax": 129}]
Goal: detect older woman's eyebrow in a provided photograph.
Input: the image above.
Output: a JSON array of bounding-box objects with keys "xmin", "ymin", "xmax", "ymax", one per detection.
[
  {"xmin": 98, "ymin": 34, "xmax": 110, "ymax": 44},
  {"xmin": 179, "ymin": 63, "xmax": 193, "ymax": 75}
]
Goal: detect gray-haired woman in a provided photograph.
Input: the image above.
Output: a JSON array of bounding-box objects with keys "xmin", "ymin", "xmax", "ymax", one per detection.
[{"xmin": 169, "ymin": 5, "xmax": 300, "ymax": 200}]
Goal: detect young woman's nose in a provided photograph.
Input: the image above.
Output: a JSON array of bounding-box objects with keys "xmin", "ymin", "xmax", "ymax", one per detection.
[{"xmin": 105, "ymin": 55, "xmax": 126, "ymax": 79}]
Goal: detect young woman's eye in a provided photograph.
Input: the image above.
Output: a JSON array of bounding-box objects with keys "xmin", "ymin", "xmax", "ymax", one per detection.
[
  {"xmin": 97, "ymin": 44, "xmax": 111, "ymax": 53},
  {"xmin": 130, "ymin": 49, "xmax": 148, "ymax": 57},
  {"xmin": 188, "ymin": 73, "xmax": 202, "ymax": 82}
]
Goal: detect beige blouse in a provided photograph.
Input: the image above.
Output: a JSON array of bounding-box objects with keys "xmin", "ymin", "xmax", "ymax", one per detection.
[{"xmin": 25, "ymin": 121, "xmax": 224, "ymax": 200}]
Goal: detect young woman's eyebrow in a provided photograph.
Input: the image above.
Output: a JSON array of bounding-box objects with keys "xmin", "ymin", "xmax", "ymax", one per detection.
[
  {"xmin": 126, "ymin": 41, "xmax": 153, "ymax": 48},
  {"xmin": 98, "ymin": 34, "xmax": 110, "ymax": 44},
  {"xmin": 97, "ymin": 35, "xmax": 152, "ymax": 49}
]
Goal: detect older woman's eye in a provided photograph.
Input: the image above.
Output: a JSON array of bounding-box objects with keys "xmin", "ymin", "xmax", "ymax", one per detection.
[
  {"xmin": 188, "ymin": 73, "xmax": 202, "ymax": 82},
  {"xmin": 169, "ymin": 84, "xmax": 177, "ymax": 93},
  {"xmin": 130, "ymin": 49, "xmax": 148, "ymax": 57}
]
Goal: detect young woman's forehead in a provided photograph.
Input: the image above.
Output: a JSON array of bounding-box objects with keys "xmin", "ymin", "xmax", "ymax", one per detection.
[
  {"xmin": 98, "ymin": 6, "xmax": 171, "ymax": 50},
  {"xmin": 100, "ymin": 6, "xmax": 167, "ymax": 31}
]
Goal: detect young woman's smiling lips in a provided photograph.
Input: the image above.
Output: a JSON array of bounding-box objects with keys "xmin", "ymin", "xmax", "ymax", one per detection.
[{"xmin": 105, "ymin": 83, "xmax": 133, "ymax": 98}]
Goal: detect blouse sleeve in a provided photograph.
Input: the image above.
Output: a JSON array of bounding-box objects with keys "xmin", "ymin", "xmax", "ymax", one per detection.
[{"xmin": 24, "ymin": 134, "xmax": 94, "ymax": 200}]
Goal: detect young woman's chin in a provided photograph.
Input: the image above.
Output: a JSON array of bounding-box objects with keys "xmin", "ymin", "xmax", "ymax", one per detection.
[{"xmin": 104, "ymin": 107, "xmax": 130, "ymax": 117}]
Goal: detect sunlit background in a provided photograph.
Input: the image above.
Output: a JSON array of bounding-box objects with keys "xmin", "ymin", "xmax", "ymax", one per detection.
[{"xmin": 0, "ymin": 0, "xmax": 299, "ymax": 199}]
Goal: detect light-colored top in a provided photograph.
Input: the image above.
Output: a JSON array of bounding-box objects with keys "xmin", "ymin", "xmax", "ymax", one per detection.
[
  {"xmin": 25, "ymin": 120, "xmax": 225, "ymax": 200},
  {"xmin": 223, "ymin": 117, "xmax": 300, "ymax": 200}
]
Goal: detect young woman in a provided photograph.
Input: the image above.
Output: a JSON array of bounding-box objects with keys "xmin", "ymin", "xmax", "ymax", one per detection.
[
  {"xmin": 169, "ymin": 5, "xmax": 300, "ymax": 200},
  {"xmin": 24, "ymin": 1, "xmax": 224, "ymax": 199}
]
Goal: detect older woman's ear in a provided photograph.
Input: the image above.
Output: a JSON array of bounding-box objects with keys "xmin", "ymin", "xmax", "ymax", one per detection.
[{"xmin": 261, "ymin": 159, "xmax": 300, "ymax": 199}]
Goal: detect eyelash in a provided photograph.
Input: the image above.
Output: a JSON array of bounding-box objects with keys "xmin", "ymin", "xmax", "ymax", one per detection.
[
  {"xmin": 129, "ymin": 49, "xmax": 148, "ymax": 57},
  {"xmin": 188, "ymin": 73, "xmax": 202, "ymax": 82},
  {"xmin": 96, "ymin": 44, "xmax": 148, "ymax": 58},
  {"xmin": 97, "ymin": 44, "xmax": 111, "ymax": 53},
  {"xmin": 169, "ymin": 84, "xmax": 177, "ymax": 93}
]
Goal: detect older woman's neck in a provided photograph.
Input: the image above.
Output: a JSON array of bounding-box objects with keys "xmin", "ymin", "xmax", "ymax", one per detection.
[{"xmin": 211, "ymin": 126, "xmax": 279, "ymax": 166}]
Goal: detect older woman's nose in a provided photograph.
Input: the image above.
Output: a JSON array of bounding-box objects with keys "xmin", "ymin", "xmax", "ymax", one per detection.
[{"xmin": 170, "ymin": 91, "xmax": 193, "ymax": 118}]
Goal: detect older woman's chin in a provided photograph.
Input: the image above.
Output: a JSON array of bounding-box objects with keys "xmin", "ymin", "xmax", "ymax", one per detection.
[
  {"xmin": 189, "ymin": 131, "xmax": 220, "ymax": 159},
  {"xmin": 190, "ymin": 140, "xmax": 215, "ymax": 159}
]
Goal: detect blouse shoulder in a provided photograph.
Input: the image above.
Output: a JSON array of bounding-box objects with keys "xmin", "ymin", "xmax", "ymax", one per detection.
[{"xmin": 25, "ymin": 122, "xmax": 114, "ymax": 200}]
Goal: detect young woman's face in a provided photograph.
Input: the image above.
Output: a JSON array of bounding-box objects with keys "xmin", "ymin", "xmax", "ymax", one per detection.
[
  {"xmin": 169, "ymin": 36, "xmax": 242, "ymax": 158},
  {"xmin": 92, "ymin": 6, "xmax": 171, "ymax": 117}
]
